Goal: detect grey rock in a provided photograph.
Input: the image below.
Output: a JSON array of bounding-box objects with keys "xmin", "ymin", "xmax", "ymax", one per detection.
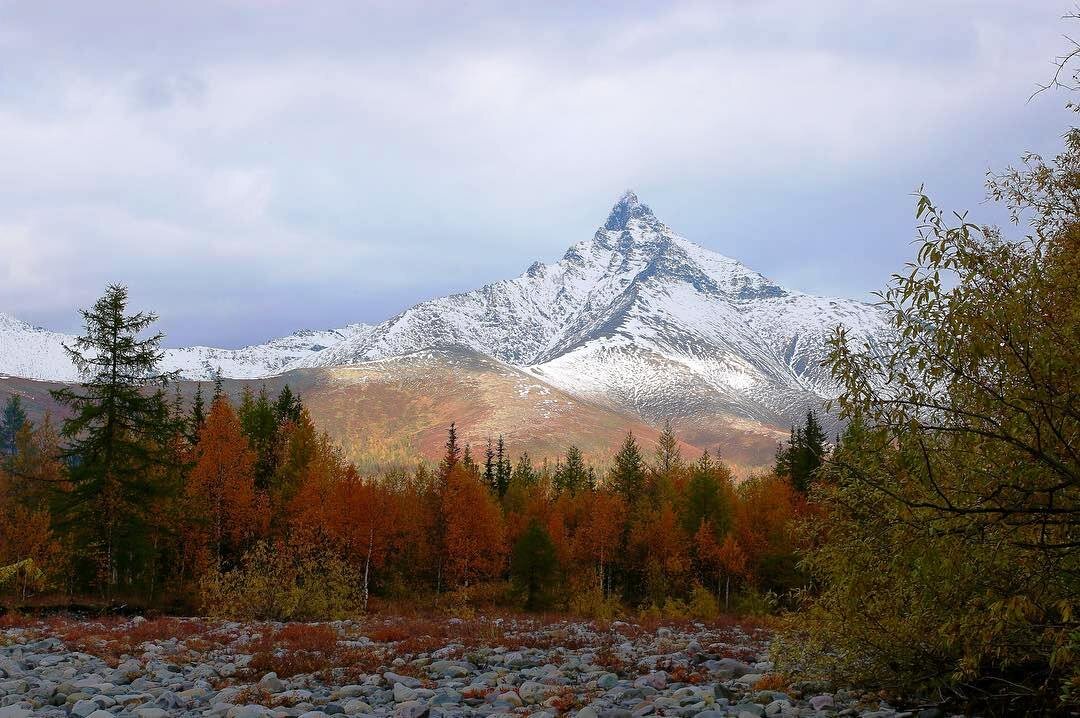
[{"xmin": 258, "ymin": 672, "xmax": 286, "ymax": 693}]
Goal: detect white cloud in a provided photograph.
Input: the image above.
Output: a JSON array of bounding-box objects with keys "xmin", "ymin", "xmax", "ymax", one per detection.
[{"xmin": 0, "ymin": 0, "xmax": 1071, "ymax": 344}]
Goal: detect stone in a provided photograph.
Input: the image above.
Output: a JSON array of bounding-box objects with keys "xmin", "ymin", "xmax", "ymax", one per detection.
[
  {"xmin": 394, "ymin": 682, "xmax": 419, "ymax": 702},
  {"xmin": 808, "ymin": 695, "xmax": 834, "ymax": 711},
  {"xmin": 86, "ymin": 711, "xmax": 114, "ymax": 718},
  {"xmin": 576, "ymin": 709, "xmax": 599, "ymax": 718},
  {"xmin": 731, "ymin": 704, "xmax": 765, "ymax": 718},
  {"xmin": 258, "ymin": 672, "xmax": 286, "ymax": 694},
  {"xmin": 385, "ymin": 672, "xmax": 422, "ymax": 688},
  {"xmin": 393, "ymin": 700, "xmax": 429, "ymax": 718},
  {"xmin": 497, "ymin": 691, "xmax": 523, "ymax": 707},
  {"xmin": 227, "ymin": 705, "xmax": 272, "ymax": 718},
  {"xmin": 135, "ymin": 709, "xmax": 168, "ymax": 718},
  {"xmin": 597, "ymin": 673, "xmax": 619, "ymax": 690},
  {"xmin": 72, "ymin": 699, "xmax": 100, "ymax": 717},
  {"xmin": 0, "ymin": 708, "xmax": 31, "ymax": 718},
  {"xmin": 518, "ymin": 681, "xmax": 553, "ymax": 704}
]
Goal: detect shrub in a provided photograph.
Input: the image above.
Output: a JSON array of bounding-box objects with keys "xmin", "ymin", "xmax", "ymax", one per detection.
[
  {"xmin": 200, "ymin": 541, "xmax": 359, "ymax": 621},
  {"xmin": 569, "ymin": 586, "xmax": 624, "ymax": 620},
  {"xmin": 688, "ymin": 584, "xmax": 720, "ymax": 620}
]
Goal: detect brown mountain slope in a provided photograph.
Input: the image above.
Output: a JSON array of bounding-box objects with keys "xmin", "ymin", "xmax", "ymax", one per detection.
[{"xmin": 0, "ymin": 348, "xmax": 783, "ymax": 476}]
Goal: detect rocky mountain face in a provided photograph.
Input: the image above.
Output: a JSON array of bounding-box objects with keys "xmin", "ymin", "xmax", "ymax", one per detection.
[
  {"xmin": 0, "ymin": 191, "xmax": 889, "ymax": 445},
  {"xmin": 296, "ymin": 191, "xmax": 888, "ymax": 430}
]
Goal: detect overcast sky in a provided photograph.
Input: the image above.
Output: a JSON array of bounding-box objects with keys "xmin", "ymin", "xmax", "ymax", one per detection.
[{"xmin": 0, "ymin": 1, "xmax": 1073, "ymax": 347}]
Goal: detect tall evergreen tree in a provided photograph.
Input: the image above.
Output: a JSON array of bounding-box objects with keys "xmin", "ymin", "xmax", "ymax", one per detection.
[
  {"xmin": 50, "ymin": 284, "xmax": 177, "ymax": 597},
  {"xmin": 462, "ymin": 443, "xmax": 479, "ymax": 476},
  {"xmin": 554, "ymin": 444, "xmax": 588, "ymax": 495},
  {"xmin": 439, "ymin": 423, "xmax": 461, "ymax": 483},
  {"xmin": 653, "ymin": 420, "xmax": 683, "ymax": 476},
  {"xmin": 512, "ymin": 451, "xmax": 536, "ymax": 487},
  {"xmin": 494, "ymin": 435, "xmax": 511, "ymax": 497},
  {"xmin": 681, "ymin": 450, "xmax": 734, "ymax": 538},
  {"xmin": 610, "ymin": 431, "xmax": 646, "ymax": 504},
  {"xmin": 483, "ymin": 438, "xmax": 496, "ymax": 494},
  {"xmin": 239, "ymin": 386, "xmax": 278, "ymax": 491},
  {"xmin": 0, "ymin": 394, "xmax": 28, "ymax": 458},
  {"xmin": 510, "ymin": 519, "xmax": 558, "ymax": 610},
  {"xmin": 274, "ymin": 385, "xmax": 303, "ymax": 425},
  {"xmin": 190, "ymin": 383, "xmax": 206, "ymax": 442}
]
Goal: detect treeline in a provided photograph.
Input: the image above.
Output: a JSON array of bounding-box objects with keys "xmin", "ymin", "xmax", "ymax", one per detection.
[{"xmin": 0, "ymin": 287, "xmax": 812, "ymax": 617}]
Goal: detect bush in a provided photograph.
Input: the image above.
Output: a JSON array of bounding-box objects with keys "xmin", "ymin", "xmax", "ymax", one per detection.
[
  {"xmin": 200, "ymin": 541, "xmax": 359, "ymax": 621},
  {"xmin": 776, "ymin": 122, "xmax": 1080, "ymax": 712},
  {"xmin": 569, "ymin": 586, "xmax": 625, "ymax": 620},
  {"xmin": 688, "ymin": 584, "xmax": 720, "ymax": 620}
]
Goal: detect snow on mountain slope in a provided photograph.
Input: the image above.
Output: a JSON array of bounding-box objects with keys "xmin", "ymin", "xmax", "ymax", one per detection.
[
  {"xmin": 0, "ymin": 313, "xmax": 81, "ymax": 382},
  {"xmin": 0, "ymin": 312, "xmax": 372, "ymax": 382},
  {"xmin": 0, "ymin": 190, "xmax": 889, "ymax": 431},
  {"xmin": 298, "ymin": 190, "xmax": 890, "ymax": 428}
]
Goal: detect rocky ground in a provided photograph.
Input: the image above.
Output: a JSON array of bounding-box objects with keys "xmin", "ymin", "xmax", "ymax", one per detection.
[{"xmin": 0, "ymin": 615, "xmax": 941, "ymax": 718}]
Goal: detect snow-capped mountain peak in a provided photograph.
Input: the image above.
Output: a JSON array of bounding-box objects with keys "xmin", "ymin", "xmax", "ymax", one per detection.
[{"xmin": 0, "ymin": 191, "xmax": 889, "ymax": 432}]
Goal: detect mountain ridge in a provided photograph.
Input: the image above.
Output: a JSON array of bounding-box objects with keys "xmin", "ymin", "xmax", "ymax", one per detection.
[{"xmin": 0, "ymin": 190, "xmax": 889, "ymax": 434}]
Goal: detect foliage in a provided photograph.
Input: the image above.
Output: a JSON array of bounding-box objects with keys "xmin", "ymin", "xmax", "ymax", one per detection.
[
  {"xmin": 50, "ymin": 284, "xmax": 177, "ymax": 597},
  {"xmin": 199, "ymin": 540, "xmax": 359, "ymax": 621},
  {"xmin": 776, "ymin": 126, "xmax": 1080, "ymax": 711},
  {"xmin": 511, "ymin": 519, "xmax": 559, "ymax": 610}
]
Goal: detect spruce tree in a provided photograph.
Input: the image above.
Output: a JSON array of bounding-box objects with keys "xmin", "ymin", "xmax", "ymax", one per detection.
[
  {"xmin": 274, "ymin": 385, "xmax": 303, "ymax": 424},
  {"xmin": 439, "ymin": 422, "xmax": 461, "ymax": 483},
  {"xmin": 50, "ymin": 284, "xmax": 176, "ymax": 597},
  {"xmin": 510, "ymin": 519, "xmax": 558, "ymax": 610},
  {"xmin": 512, "ymin": 451, "xmax": 536, "ymax": 487},
  {"xmin": 495, "ymin": 435, "xmax": 511, "ymax": 497},
  {"xmin": 610, "ymin": 431, "xmax": 645, "ymax": 504},
  {"xmin": 483, "ymin": 438, "xmax": 496, "ymax": 494},
  {"xmin": 0, "ymin": 394, "xmax": 28, "ymax": 457},
  {"xmin": 653, "ymin": 420, "xmax": 683, "ymax": 476},
  {"xmin": 555, "ymin": 444, "xmax": 588, "ymax": 495},
  {"xmin": 239, "ymin": 385, "xmax": 278, "ymax": 491},
  {"xmin": 189, "ymin": 383, "xmax": 206, "ymax": 441},
  {"xmin": 462, "ymin": 443, "xmax": 479, "ymax": 476}
]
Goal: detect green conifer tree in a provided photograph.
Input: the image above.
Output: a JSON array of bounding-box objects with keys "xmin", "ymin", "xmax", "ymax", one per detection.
[{"xmin": 50, "ymin": 284, "xmax": 177, "ymax": 597}]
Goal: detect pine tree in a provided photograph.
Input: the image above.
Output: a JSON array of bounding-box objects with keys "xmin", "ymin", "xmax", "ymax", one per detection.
[
  {"xmin": 462, "ymin": 443, "xmax": 479, "ymax": 476},
  {"xmin": 190, "ymin": 384, "xmax": 206, "ymax": 441},
  {"xmin": 512, "ymin": 451, "xmax": 536, "ymax": 487},
  {"xmin": 274, "ymin": 385, "xmax": 303, "ymax": 425},
  {"xmin": 50, "ymin": 284, "xmax": 177, "ymax": 597},
  {"xmin": 610, "ymin": 431, "xmax": 645, "ymax": 504},
  {"xmin": 239, "ymin": 385, "xmax": 279, "ymax": 491},
  {"xmin": 439, "ymin": 423, "xmax": 461, "ymax": 483},
  {"xmin": 511, "ymin": 519, "xmax": 558, "ymax": 610},
  {"xmin": 554, "ymin": 444, "xmax": 588, "ymax": 495},
  {"xmin": 495, "ymin": 435, "xmax": 511, "ymax": 497},
  {"xmin": 653, "ymin": 420, "xmax": 683, "ymax": 476},
  {"xmin": 681, "ymin": 450, "xmax": 734, "ymax": 539},
  {"xmin": 483, "ymin": 438, "xmax": 496, "ymax": 494},
  {"xmin": 0, "ymin": 394, "xmax": 28, "ymax": 458}
]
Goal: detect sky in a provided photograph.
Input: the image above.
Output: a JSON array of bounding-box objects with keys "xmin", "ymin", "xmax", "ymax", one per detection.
[{"xmin": 0, "ymin": 0, "xmax": 1074, "ymax": 347}]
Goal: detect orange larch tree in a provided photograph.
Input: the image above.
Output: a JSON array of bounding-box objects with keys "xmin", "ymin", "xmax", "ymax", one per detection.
[{"xmin": 185, "ymin": 397, "xmax": 267, "ymax": 572}]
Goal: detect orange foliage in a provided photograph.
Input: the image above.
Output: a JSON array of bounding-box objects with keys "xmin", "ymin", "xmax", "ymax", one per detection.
[
  {"xmin": 442, "ymin": 466, "xmax": 506, "ymax": 588},
  {"xmin": 185, "ymin": 398, "xmax": 268, "ymax": 572}
]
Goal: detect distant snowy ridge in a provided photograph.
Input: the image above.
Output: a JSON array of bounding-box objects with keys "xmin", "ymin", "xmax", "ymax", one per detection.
[
  {"xmin": 0, "ymin": 191, "xmax": 890, "ymax": 429},
  {"xmin": 0, "ymin": 313, "xmax": 373, "ymax": 382}
]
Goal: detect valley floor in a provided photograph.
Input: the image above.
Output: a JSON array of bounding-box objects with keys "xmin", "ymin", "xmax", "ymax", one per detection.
[{"xmin": 0, "ymin": 614, "xmax": 939, "ymax": 718}]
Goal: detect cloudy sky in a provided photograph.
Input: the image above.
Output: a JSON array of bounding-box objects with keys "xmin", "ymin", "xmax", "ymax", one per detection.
[{"xmin": 0, "ymin": 1, "xmax": 1073, "ymax": 347}]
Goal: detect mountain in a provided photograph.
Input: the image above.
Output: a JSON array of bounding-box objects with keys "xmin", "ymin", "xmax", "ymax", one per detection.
[
  {"xmin": 0, "ymin": 351, "xmax": 782, "ymax": 476},
  {"xmin": 296, "ymin": 191, "xmax": 887, "ymax": 430},
  {"xmin": 0, "ymin": 191, "xmax": 889, "ymax": 467},
  {"xmin": 0, "ymin": 312, "xmax": 372, "ymax": 382}
]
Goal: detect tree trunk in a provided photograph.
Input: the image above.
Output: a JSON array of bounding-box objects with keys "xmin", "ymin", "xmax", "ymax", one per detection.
[{"xmin": 363, "ymin": 525, "xmax": 373, "ymax": 612}]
